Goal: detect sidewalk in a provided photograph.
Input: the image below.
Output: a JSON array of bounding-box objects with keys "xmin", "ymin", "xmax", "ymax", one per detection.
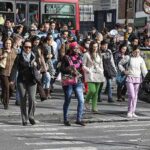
[{"xmin": 0, "ymin": 81, "xmax": 150, "ymax": 123}]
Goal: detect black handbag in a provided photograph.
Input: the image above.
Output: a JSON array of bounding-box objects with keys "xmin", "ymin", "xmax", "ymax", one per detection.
[
  {"xmin": 103, "ymin": 62, "xmax": 117, "ymax": 79},
  {"xmin": 142, "ymin": 82, "xmax": 150, "ymax": 93},
  {"xmin": 138, "ymin": 83, "xmax": 150, "ymax": 102},
  {"xmin": 103, "ymin": 51, "xmax": 117, "ymax": 79}
]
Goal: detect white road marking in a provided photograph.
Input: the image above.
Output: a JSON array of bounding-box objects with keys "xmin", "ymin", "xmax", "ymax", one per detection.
[
  {"xmin": 25, "ymin": 141, "xmax": 86, "ymax": 146},
  {"xmin": 105, "ymin": 129, "xmax": 146, "ymax": 132},
  {"xmin": 3, "ymin": 128, "xmax": 58, "ymax": 132},
  {"xmin": 41, "ymin": 136, "xmax": 74, "ymax": 140},
  {"xmin": 79, "ymin": 123, "xmax": 150, "ymax": 129},
  {"xmin": 117, "ymin": 133, "xmax": 141, "ymax": 136},
  {"xmin": 34, "ymin": 147, "xmax": 97, "ymax": 150},
  {"xmin": 33, "ymin": 132, "xmax": 66, "ymax": 135}
]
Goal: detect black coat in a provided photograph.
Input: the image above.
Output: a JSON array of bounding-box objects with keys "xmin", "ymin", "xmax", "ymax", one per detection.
[{"xmin": 11, "ymin": 52, "xmax": 37, "ymax": 85}]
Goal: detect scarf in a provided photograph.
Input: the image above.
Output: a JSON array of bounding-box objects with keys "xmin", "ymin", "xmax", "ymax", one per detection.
[{"xmin": 22, "ymin": 51, "xmax": 32, "ymax": 62}]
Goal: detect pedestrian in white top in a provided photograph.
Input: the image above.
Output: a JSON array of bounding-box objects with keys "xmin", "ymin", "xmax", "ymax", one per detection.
[{"xmin": 118, "ymin": 46, "xmax": 148, "ymax": 118}]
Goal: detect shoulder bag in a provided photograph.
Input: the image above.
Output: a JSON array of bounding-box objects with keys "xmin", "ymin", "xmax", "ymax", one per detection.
[{"xmin": 61, "ymin": 56, "xmax": 78, "ymax": 86}]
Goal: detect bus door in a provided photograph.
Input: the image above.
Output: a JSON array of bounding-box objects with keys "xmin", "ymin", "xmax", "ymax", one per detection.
[{"xmin": 16, "ymin": 1, "xmax": 39, "ymax": 26}]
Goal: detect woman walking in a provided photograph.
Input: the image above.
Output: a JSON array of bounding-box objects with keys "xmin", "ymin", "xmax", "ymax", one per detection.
[
  {"xmin": 115, "ymin": 43, "xmax": 128, "ymax": 101},
  {"xmin": 0, "ymin": 38, "xmax": 17, "ymax": 109},
  {"xmin": 11, "ymin": 39, "xmax": 39, "ymax": 126},
  {"xmin": 83, "ymin": 41, "xmax": 105, "ymax": 112},
  {"xmin": 60, "ymin": 41, "xmax": 85, "ymax": 126},
  {"xmin": 118, "ymin": 46, "xmax": 148, "ymax": 118}
]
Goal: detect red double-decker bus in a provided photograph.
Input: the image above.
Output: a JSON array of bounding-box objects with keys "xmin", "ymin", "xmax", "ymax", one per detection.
[{"xmin": 0, "ymin": 0, "xmax": 80, "ymax": 31}]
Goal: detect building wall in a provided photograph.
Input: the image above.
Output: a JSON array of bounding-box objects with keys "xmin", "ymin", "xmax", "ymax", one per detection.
[
  {"xmin": 118, "ymin": 0, "xmax": 135, "ymax": 19},
  {"xmin": 79, "ymin": 0, "xmax": 149, "ymax": 30},
  {"xmin": 79, "ymin": 0, "xmax": 118, "ymax": 31}
]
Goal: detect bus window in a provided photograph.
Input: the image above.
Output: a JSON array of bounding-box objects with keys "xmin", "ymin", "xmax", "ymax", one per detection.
[
  {"xmin": 43, "ymin": 3, "xmax": 75, "ymax": 29},
  {"xmin": 0, "ymin": 2, "xmax": 14, "ymax": 21},
  {"xmin": 29, "ymin": 4, "xmax": 39, "ymax": 25},
  {"xmin": 16, "ymin": 3, "xmax": 26, "ymax": 24},
  {"xmin": 45, "ymin": 4, "xmax": 75, "ymax": 15},
  {"xmin": 0, "ymin": 2, "xmax": 13, "ymax": 12}
]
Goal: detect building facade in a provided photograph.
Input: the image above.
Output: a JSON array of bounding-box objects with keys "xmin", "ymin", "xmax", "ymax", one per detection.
[{"xmin": 79, "ymin": 0, "xmax": 149, "ymax": 32}]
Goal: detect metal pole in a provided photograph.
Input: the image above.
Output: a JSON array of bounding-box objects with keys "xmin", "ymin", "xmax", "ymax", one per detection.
[
  {"xmin": 124, "ymin": 0, "xmax": 129, "ymax": 44},
  {"xmin": 14, "ymin": 0, "xmax": 16, "ymax": 24}
]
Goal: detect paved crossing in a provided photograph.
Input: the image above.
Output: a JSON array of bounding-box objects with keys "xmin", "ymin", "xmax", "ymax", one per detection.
[{"xmin": 1, "ymin": 121, "xmax": 150, "ymax": 150}]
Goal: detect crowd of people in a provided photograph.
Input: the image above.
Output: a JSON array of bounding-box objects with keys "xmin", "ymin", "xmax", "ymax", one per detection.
[{"xmin": 0, "ymin": 19, "xmax": 150, "ymax": 126}]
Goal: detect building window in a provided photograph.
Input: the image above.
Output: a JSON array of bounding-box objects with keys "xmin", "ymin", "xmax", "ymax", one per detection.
[
  {"xmin": 135, "ymin": 0, "xmax": 144, "ymax": 12},
  {"xmin": 107, "ymin": 13, "xmax": 112, "ymax": 22},
  {"xmin": 79, "ymin": 5, "xmax": 94, "ymax": 21}
]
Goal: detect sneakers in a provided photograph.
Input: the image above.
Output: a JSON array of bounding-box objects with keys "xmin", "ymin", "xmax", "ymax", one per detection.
[
  {"xmin": 117, "ymin": 98, "xmax": 122, "ymax": 102},
  {"xmin": 127, "ymin": 112, "xmax": 132, "ymax": 118},
  {"xmin": 29, "ymin": 118, "xmax": 36, "ymax": 125},
  {"xmin": 108, "ymin": 98, "xmax": 114, "ymax": 103},
  {"xmin": 64, "ymin": 120, "xmax": 86, "ymax": 126},
  {"xmin": 92, "ymin": 109, "xmax": 99, "ymax": 114},
  {"xmin": 22, "ymin": 122, "xmax": 27, "ymax": 126},
  {"xmin": 127, "ymin": 112, "xmax": 139, "ymax": 118},
  {"xmin": 64, "ymin": 121, "xmax": 71, "ymax": 126},
  {"xmin": 132, "ymin": 113, "xmax": 138, "ymax": 118},
  {"xmin": 15, "ymin": 101, "xmax": 20, "ymax": 106},
  {"xmin": 75, "ymin": 121, "xmax": 86, "ymax": 126},
  {"xmin": 84, "ymin": 102, "xmax": 90, "ymax": 110}
]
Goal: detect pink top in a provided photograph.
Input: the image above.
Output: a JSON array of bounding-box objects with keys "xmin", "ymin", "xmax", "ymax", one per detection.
[{"xmin": 126, "ymin": 76, "xmax": 142, "ymax": 84}]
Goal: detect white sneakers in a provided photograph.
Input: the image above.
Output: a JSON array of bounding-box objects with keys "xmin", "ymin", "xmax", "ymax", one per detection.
[
  {"xmin": 127, "ymin": 112, "xmax": 133, "ymax": 118},
  {"xmin": 132, "ymin": 113, "xmax": 138, "ymax": 118},
  {"xmin": 127, "ymin": 112, "xmax": 139, "ymax": 118}
]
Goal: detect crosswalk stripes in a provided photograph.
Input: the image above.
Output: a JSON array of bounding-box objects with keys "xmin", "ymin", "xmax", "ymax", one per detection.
[
  {"xmin": 1, "ymin": 122, "xmax": 97, "ymax": 150},
  {"xmin": 1, "ymin": 121, "xmax": 150, "ymax": 150}
]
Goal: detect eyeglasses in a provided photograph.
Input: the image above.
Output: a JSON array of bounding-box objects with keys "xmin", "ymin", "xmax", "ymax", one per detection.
[{"xmin": 24, "ymin": 46, "xmax": 31, "ymax": 49}]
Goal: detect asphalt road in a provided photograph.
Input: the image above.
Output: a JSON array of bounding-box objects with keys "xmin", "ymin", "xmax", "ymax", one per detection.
[
  {"xmin": 1, "ymin": 81, "xmax": 150, "ymax": 150},
  {"xmin": 1, "ymin": 120, "xmax": 150, "ymax": 150}
]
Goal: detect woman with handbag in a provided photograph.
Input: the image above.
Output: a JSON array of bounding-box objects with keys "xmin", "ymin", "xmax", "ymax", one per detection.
[
  {"xmin": 118, "ymin": 46, "xmax": 148, "ymax": 118},
  {"xmin": 10, "ymin": 39, "xmax": 38, "ymax": 126},
  {"xmin": 83, "ymin": 41, "xmax": 105, "ymax": 112},
  {"xmin": 0, "ymin": 37, "xmax": 17, "ymax": 109},
  {"xmin": 60, "ymin": 41, "xmax": 85, "ymax": 126},
  {"xmin": 138, "ymin": 71, "xmax": 150, "ymax": 102}
]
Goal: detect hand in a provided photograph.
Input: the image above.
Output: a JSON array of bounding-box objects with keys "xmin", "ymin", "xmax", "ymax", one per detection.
[
  {"xmin": 71, "ymin": 67, "xmax": 78, "ymax": 76},
  {"xmin": 124, "ymin": 70, "xmax": 129, "ymax": 75},
  {"xmin": 10, "ymin": 81, "xmax": 14, "ymax": 85}
]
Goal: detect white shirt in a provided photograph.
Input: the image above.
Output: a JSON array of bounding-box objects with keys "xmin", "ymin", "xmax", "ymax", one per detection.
[{"xmin": 118, "ymin": 55, "xmax": 148, "ymax": 78}]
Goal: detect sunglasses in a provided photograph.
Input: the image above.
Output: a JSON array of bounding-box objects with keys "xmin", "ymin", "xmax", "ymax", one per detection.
[
  {"xmin": 93, "ymin": 46, "xmax": 98, "ymax": 48},
  {"xmin": 24, "ymin": 46, "xmax": 31, "ymax": 49}
]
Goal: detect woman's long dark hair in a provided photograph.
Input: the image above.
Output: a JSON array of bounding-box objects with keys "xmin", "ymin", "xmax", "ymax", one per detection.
[
  {"xmin": 119, "ymin": 43, "xmax": 129, "ymax": 55},
  {"xmin": 89, "ymin": 41, "xmax": 100, "ymax": 60}
]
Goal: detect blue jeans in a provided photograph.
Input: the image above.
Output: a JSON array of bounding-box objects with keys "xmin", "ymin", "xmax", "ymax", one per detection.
[
  {"xmin": 42, "ymin": 72, "xmax": 51, "ymax": 89},
  {"xmin": 106, "ymin": 78, "xmax": 113, "ymax": 100},
  {"xmin": 63, "ymin": 82, "xmax": 84, "ymax": 122}
]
